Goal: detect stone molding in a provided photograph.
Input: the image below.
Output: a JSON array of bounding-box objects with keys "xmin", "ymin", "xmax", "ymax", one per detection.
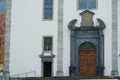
[{"xmin": 68, "ymin": 10, "xmax": 106, "ymax": 76}]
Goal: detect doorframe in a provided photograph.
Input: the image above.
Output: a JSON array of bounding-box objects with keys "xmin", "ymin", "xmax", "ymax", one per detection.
[
  {"xmin": 69, "ymin": 33, "xmax": 105, "ymax": 76},
  {"xmin": 68, "ymin": 10, "xmax": 106, "ymax": 76},
  {"xmin": 40, "ymin": 53, "xmax": 55, "ymax": 77}
]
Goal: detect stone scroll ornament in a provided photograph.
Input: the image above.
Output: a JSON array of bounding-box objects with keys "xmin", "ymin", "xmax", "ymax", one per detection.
[{"xmin": 0, "ymin": 0, "xmax": 6, "ymax": 71}]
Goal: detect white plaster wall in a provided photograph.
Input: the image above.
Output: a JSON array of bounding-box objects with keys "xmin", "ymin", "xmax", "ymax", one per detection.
[
  {"xmin": 10, "ymin": 0, "xmax": 58, "ymax": 77},
  {"xmin": 118, "ymin": 0, "xmax": 120, "ymax": 75},
  {"xmin": 10, "ymin": 0, "xmax": 113, "ymax": 77},
  {"xmin": 63, "ymin": 0, "xmax": 112, "ymax": 76}
]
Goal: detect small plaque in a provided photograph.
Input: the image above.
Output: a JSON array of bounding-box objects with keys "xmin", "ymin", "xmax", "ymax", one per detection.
[{"xmin": 80, "ymin": 10, "xmax": 94, "ymax": 26}]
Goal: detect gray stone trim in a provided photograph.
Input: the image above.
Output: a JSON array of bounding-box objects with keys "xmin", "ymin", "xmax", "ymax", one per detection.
[
  {"xmin": 56, "ymin": 0, "xmax": 64, "ymax": 76},
  {"xmin": 111, "ymin": 0, "xmax": 119, "ymax": 76},
  {"xmin": 39, "ymin": 53, "xmax": 55, "ymax": 77},
  {"xmin": 3, "ymin": 0, "xmax": 12, "ymax": 80},
  {"xmin": 68, "ymin": 17, "xmax": 106, "ymax": 76}
]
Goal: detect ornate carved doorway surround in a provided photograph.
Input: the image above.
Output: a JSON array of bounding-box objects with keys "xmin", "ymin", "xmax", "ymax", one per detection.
[{"xmin": 68, "ymin": 10, "xmax": 106, "ymax": 76}]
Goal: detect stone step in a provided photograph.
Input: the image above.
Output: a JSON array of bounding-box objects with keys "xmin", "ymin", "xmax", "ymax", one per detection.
[{"xmin": 9, "ymin": 76, "xmax": 120, "ymax": 80}]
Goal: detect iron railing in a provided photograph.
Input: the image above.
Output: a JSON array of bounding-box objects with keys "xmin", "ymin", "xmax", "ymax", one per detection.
[{"xmin": 10, "ymin": 70, "xmax": 36, "ymax": 78}]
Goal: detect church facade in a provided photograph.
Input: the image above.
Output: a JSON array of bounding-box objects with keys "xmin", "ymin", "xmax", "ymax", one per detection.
[{"xmin": 0, "ymin": 0, "xmax": 120, "ymax": 79}]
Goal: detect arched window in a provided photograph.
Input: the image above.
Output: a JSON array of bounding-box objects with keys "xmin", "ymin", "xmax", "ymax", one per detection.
[
  {"xmin": 78, "ymin": 0, "xmax": 97, "ymax": 9},
  {"xmin": 79, "ymin": 42, "xmax": 96, "ymax": 50}
]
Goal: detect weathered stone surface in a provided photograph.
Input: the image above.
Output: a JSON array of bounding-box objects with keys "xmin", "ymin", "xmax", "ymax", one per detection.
[
  {"xmin": 111, "ymin": 0, "xmax": 119, "ymax": 76},
  {"xmin": 3, "ymin": 0, "xmax": 12, "ymax": 80}
]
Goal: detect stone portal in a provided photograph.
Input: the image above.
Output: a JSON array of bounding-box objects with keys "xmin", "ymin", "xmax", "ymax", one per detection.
[{"xmin": 68, "ymin": 10, "xmax": 106, "ymax": 76}]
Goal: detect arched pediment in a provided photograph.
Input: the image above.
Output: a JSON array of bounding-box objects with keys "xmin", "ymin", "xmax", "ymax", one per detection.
[{"xmin": 68, "ymin": 10, "xmax": 106, "ymax": 30}]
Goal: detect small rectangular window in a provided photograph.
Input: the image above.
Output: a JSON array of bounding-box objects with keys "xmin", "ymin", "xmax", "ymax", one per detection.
[
  {"xmin": 43, "ymin": 37, "xmax": 52, "ymax": 51},
  {"xmin": 78, "ymin": 0, "xmax": 96, "ymax": 9},
  {"xmin": 43, "ymin": 0, "xmax": 53, "ymax": 20}
]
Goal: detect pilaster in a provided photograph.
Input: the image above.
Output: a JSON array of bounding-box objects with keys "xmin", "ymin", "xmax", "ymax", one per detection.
[
  {"xmin": 111, "ymin": 0, "xmax": 119, "ymax": 76},
  {"xmin": 98, "ymin": 29, "xmax": 104, "ymax": 76},
  {"xmin": 3, "ymin": 0, "xmax": 12, "ymax": 80},
  {"xmin": 56, "ymin": 0, "xmax": 64, "ymax": 76},
  {"xmin": 69, "ymin": 30, "xmax": 76, "ymax": 76}
]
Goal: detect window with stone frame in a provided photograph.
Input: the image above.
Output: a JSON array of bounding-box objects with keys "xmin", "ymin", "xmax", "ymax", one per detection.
[
  {"xmin": 78, "ymin": 0, "xmax": 96, "ymax": 9},
  {"xmin": 43, "ymin": 0, "xmax": 53, "ymax": 20},
  {"xmin": 43, "ymin": 37, "xmax": 52, "ymax": 51}
]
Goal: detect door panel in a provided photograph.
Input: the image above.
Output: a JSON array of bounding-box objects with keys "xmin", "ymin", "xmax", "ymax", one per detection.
[
  {"xmin": 78, "ymin": 50, "xmax": 96, "ymax": 76},
  {"xmin": 78, "ymin": 51, "xmax": 87, "ymax": 76},
  {"xmin": 87, "ymin": 51, "xmax": 96, "ymax": 76},
  {"xmin": 43, "ymin": 62, "xmax": 52, "ymax": 77}
]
